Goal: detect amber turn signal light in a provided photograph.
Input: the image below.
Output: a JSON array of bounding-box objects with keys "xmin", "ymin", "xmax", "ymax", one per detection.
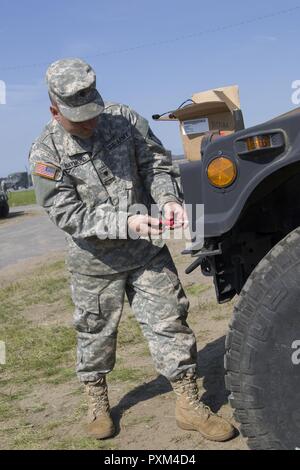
[{"xmin": 246, "ymin": 135, "xmax": 271, "ymax": 151}]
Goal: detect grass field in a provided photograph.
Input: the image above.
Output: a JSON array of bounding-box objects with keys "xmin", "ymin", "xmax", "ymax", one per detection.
[
  {"xmin": 0, "ymin": 259, "xmax": 151, "ymax": 450},
  {"xmin": 8, "ymin": 190, "xmax": 36, "ymax": 207}
]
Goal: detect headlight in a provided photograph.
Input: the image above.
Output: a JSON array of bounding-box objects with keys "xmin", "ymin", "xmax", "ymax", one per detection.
[{"xmin": 207, "ymin": 156, "xmax": 237, "ymax": 188}]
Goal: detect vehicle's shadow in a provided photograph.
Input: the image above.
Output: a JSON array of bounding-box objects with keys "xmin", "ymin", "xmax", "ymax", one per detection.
[
  {"xmin": 0, "ymin": 211, "xmax": 26, "ymax": 224},
  {"xmin": 111, "ymin": 335, "xmax": 228, "ymax": 435},
  {"xmin": 1, "ymin": 211, "xmax": 25, "ymax": 220}
]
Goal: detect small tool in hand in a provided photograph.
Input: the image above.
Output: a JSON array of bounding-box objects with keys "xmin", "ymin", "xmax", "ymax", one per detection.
[{"xmin": 159, "ymin": 216, "xmax": 175, "ymax": 229}]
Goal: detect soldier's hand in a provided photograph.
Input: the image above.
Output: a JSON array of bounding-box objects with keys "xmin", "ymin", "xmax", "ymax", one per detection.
[
  {"xmin": 163, "ymin": 202, "xmax": 188, "ymax": 229},
  {"xmin": 128, "ymin": 214, "xmax": 163, "ymax": 237}
]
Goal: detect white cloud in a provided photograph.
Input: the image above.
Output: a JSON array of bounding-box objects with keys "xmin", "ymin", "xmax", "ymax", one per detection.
[
  {"xmin": 61, "ymin": 39, "xmax": 98, "ymax": 58},
  {"xmin": 254, "ymin": 35, "xmax": 277, "ymax": 42}
]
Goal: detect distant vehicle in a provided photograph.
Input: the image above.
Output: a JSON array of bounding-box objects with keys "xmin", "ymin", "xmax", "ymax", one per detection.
[{"xmin": 0, "ymin": 190, "xmax": 9, "ymax": 218}]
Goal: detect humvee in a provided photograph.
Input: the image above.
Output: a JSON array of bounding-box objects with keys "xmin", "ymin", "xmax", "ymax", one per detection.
[
  {"xmin": 0, "ymin": 190, "xmax": 9, "ymax": 218},
  {"xmin": 177, "ymin": 106, "xmax": 300, "ymax": 450}
]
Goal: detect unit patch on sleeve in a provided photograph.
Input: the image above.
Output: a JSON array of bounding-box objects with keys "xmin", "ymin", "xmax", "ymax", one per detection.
[{"xmin": 33, "ymin": 162, "xmax": 60, "ymax": 180}]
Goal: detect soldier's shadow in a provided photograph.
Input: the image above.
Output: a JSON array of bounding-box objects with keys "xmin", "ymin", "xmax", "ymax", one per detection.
[{"xmin": 111, "ymin": 335, "xmax": 229, "ymax": 435}]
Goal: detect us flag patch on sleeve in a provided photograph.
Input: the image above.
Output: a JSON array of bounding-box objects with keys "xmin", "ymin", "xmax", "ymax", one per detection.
[{"xmin": 33, "ymin": 162, "xmax": 59, "ymax": 180}]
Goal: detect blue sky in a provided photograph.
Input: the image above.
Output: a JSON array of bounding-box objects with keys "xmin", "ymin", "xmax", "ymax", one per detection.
[{"xmin": 0, "ymin": 0, "xmax": 300, "ymax": 177}]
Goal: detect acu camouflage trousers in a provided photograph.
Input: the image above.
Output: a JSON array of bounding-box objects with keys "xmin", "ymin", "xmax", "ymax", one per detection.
[{"xmin": 71, "ymin": 246, "xmax": 198, "ymax": 383}]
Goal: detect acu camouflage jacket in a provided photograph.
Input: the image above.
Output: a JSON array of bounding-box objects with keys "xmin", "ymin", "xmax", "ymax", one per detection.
[{"xmin": 29, "ymin": 102, "xmax": 182, "ymax": 275}]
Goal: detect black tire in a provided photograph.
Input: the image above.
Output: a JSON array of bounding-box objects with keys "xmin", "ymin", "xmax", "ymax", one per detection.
[
  {"xmin": 0, "ymin": 202, "xmax": 9, "ymax": 218},
  {"xmin": 225, "ymin": 227, "xmax": 300, "ymax": 450}
]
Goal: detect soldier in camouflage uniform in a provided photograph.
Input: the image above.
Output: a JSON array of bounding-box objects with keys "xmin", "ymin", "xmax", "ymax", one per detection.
[{"xmin": 29, "ymin": 58, "xmax": 234, "ymax": 442}]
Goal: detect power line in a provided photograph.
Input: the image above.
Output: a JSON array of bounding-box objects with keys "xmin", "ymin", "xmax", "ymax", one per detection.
[
  {"xmin": 90, "ymin": 5, "xmax": 300, "ymax": 57},
  {"xmin": 0, "ymin": 5, "xmax": 299, "ymax": 72}
]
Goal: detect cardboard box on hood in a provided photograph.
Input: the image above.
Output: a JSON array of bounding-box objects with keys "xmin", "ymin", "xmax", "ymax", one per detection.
[{"xmin": 156, "ymin": 85, "xmax": 244, "ymax": 161}]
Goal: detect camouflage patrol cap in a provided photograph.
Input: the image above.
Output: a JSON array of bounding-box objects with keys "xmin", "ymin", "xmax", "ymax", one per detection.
[{"xmin": 46, "ymin": 58, "xmax": 104, "ymax": 122}]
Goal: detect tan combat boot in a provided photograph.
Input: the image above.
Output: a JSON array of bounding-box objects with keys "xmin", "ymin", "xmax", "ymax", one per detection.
[
  {"xmin": 84, "ymin": 376, "xmax": 115, "ymax": 439},
  {"xmin": 172, "ymin": 373, "xmax": 235, "ymax": 442}
]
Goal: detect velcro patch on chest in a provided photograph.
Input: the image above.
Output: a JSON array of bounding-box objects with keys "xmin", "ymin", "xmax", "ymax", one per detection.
[{"xmin": 33, "ymin": 162, "xmax": 59, "ymax": 180}]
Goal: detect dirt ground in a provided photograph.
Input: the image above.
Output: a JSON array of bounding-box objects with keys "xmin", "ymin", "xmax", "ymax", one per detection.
[{"xmin": 0, "ymin": 208, "xmax": 248, "ymax": 450}]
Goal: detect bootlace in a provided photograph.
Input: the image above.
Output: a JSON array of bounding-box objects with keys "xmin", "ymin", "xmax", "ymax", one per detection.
[
  {"xmin": 85, "ymin": 377, "xmax": 110, "ymax": 418},
  {"xmin": 173, "ymin": 374, "xmax": 212, "ymax": 418}
]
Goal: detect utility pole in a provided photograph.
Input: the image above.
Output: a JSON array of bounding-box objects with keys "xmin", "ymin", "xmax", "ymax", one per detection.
[{"xmin": 25, "ymin": 165, "xmax": 30, "ymax": 188}]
